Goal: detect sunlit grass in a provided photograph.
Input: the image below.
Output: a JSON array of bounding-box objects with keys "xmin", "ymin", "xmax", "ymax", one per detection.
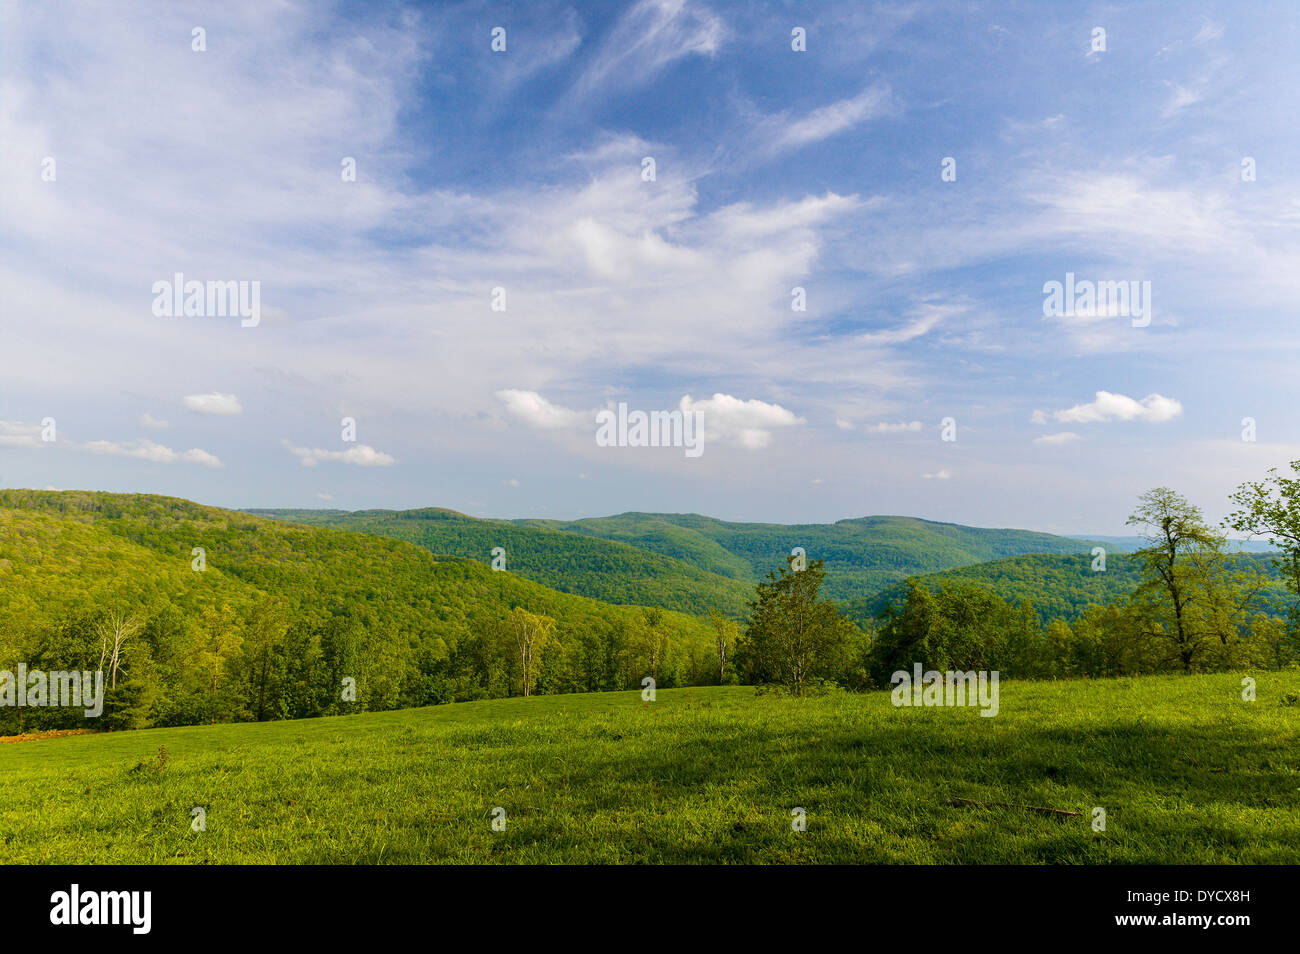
[{"xmin": 1, "ymin": 673, "xmax": 1296, "ymax": 864}]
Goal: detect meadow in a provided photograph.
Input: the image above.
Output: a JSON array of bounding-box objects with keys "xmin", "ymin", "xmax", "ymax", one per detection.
[{"xmin": 1, "ymin": 673, "xmax": 1296, "ymax": 864}]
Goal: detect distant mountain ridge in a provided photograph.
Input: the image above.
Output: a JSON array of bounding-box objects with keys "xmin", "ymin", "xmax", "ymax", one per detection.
[{"xmin": 251, "ymin": 507, "xmax": 1108, "ymax": 611}]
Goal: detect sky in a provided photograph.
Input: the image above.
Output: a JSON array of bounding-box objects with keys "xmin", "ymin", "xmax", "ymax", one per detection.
[{"xmin": 2, "ymin": 0, "xmax": 1298, "ymax": 534}]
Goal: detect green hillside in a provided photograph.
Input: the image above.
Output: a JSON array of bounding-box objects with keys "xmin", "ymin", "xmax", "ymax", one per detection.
[
  {"xmin": 844, "ymin": 551, "xmax": 1292, "ymax": 627},
  {"xmin": 255, "ymin": 508, "xmax": 1106, "ymax": 610},
  {"xmin": 2, "ymin": 677, "xmax": 1296, "ymax": 864},
  {"xmin": 247, "ymin": 507, "xmax": 753, "ymax": 617},
  {"xmin": 0, "ymin": 490, "xmax": 717, "ymax": 733},
  {"xmin": 514, "ymin": 512, "xmax": 1103, "ymax": 599}
]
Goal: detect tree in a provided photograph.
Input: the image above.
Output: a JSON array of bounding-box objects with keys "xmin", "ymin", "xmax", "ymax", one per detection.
[
  {"xmin": 95, "ymin": 611, "xmax": 142, "ymax": 689},
  {"xmin": 1125, "ymin": 488, "xmax": 1239, "ymax": 672},
  {"xmin": 234, "ymin": 599, "xmax": 291, "ymax": 721},
  {"xmin": 707, "ymin": 609, "xmax": 738, "ymax": 684},
  {"xmin": 870, "ymin": 580, "xmax": 1015, "ymax": 682},
  {"xmin": 508, "ymin": 607, "xmax": 555, "ymax": 697},
  {"xmin": 738, "ymin": 557, "xmax": 855, "ymax": 695},
  {"xmin": 635, "ymin": 607, "xmax": 671, "ymax": 680},
  {"xmin": 1229, "ymin": 461, "xmax": 1300, "ymax": 660}
]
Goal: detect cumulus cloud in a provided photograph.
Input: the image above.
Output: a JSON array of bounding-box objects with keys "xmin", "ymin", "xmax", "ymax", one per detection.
[
  {"xmin": 1054, "ymin": 391, "xmax": 1183, "ymax": 424},
  {"xmin": 679, "ymin": 393, "xmax": 803, "ymax": 450},
  {"xmin": 78, "ymin": 439, "xmax": 223, "ymax": 468},
  {"xmin": 496, "ymin": 389, "xmax": 590, "ymax": 429},
  {"xmin": 283, "ymin": 441, "xmax": 396, "ymax": 467},
  {"xmin": 183, "ymin": 392, "xmax": 243, "ymax": 416}
]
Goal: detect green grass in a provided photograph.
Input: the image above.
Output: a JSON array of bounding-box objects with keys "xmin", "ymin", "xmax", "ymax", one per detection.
[{"xmin": 2, "ymin": 673, "xmax": 1297, "ymax": 864}]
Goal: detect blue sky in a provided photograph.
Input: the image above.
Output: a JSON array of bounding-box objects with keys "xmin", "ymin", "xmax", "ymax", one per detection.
[{"xmin": 2, "ymin": 0, "xmax": 1298, "ymax": 534}]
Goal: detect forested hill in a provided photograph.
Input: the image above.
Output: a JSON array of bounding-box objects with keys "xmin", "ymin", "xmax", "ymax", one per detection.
[
  {"xmin": 0, "ymin": 490, "xmax": 717, "ymax": 731},
  {"xmin": 513, "ymin": 512, "xmax": 1103, "ymax": 600},
  {"xmin": 254, "ymin": 508, "xmax": 1105, "ymax": 607},
  {"xmin": 842, "ymin": 550, "xmax": 1291, "ymax": 628},
  {"xmin": 247, "ymin": 507, "xmax": 754, "ymax": 617}
]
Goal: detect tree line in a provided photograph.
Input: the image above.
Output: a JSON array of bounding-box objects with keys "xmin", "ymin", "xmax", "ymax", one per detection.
[{"xmin": 4, "ymin": 462, "xmax": 1299, "ymax": 731}]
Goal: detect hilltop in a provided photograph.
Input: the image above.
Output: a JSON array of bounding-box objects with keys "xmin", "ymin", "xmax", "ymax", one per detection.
[
  {"xmin": 252, "ymin": 507, "xmax": 1103, "ymax": 609},
  {"xmin": 0, "ymin": 490, "xmax": 717, "ymax": 732}
]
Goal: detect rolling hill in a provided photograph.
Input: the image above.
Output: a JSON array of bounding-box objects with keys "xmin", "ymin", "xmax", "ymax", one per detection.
[
  {"xmin": 246, "ymin": 507, "xmax": 754, "ymax": 617},
  {"xmin": 253, "ymin": 508, "xmax": 1107, "ymax": 609},
  {"xmin": 844, "ymin": 551, "xmax": 1291, "ymax": 627},
  {"xmin": 0, "ymin": 490, "xmax": 717, "ymax": 733}
]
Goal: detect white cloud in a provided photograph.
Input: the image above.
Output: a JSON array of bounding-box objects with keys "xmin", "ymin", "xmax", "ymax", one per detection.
[
  {"xmin": 283, "ymin": 441, "xmax": 396, "ymax": 467},
  {"xmin": 78, "ymin": 439, "xmax": 223, "ymax": 468},
  {"xmin": 496, "ymin": 389, "xmax": 589, "ymax": 430},
  {"xmin": 1034, "ymin": 431, "xmax": 1082, "ymax": 445},
  {"xmin": 569, "ymin": 0, "xmax": 724, "ymax": 101},
  {"xmin": 1054, "ymin": 391, "xmax": 1183, "ymax": 424},
  {"xmin": 857, "ymin": 302, "xmax": 957, "ymax": 346},
  {"xmin": 183, "ymin": 392, "xmax": 243, "ymax": 416},
  {"xmin": 769, "ymin": 85, "xmax": 892, "ymax": 153},
  {"xmin": 922, "ymin": 469, "xmax": 952, "ymax": 479},
  {"xmin": 0, "ymin": 421, "xmax": 46, "ymax": 448},
  {"xmin": 865, "ymin": 421, "xmax": 922, "ymax": 434},
  {"xmin": 182, "ymin": 448, "xmax": 224, "ymax": 468},
  {"xmin": 139, "ymin": 413, "xmax": 170, "ymax": 428},
  {"xmin": 679, "ymin": 393, "xmax": 803, "ymax": 450}
]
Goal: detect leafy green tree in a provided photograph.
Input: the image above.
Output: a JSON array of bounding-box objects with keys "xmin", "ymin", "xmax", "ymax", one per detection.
[
  {"xmin": 870, "ymin": 580, "xmax": 1015, "ymax": 681},
  {"xmin": 1229, "ymin": 461, "xmax": 1300, "ymax": 663},
  {"xmin": 1126, "ymin": 488, "xmax": 1250, "ymax": 672},
  {"xmin": 707, "ymin": 609, "xmax": 738, "ymax": 684},
  {"xmin": 508, "ymin": 607, "xmax": 555, "ymax": 697},
  {"xmin": 738, "ymin": 557, "xmax": 855, "ymax": 694}
]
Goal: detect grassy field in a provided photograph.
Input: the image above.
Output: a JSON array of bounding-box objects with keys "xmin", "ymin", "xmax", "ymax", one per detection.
[{"xmin": 1, "ymin": 674, "xmax": 1297, "ymax": 864}]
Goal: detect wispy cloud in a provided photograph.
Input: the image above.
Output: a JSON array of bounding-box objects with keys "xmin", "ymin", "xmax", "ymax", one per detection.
[
  {"xmin": 283, "ymin": 441, "xmax": 397, "ymax": 467},
  {"xmin": 765, "ymin": 84, "xmax": 892, "ymax": 154},
  {"xmin": 568, "ymin": 0, "xmax": 724, "ymax": 101},
  {"xmin": 78, "ymin": 439, "xmax": 223, "ymax": 468}
]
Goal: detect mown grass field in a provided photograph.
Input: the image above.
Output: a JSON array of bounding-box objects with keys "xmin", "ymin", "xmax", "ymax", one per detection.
[{"xmin": 1, "ymin": 673, "xmax": 1297, "ymax": 864}]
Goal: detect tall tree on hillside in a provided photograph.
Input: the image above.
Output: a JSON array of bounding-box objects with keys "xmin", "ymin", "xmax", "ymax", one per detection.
[
  {"xmin": 1125, "ymin": 488, "xmax": 1244, "ymax": 672},
  {"xmin": 95, "ymin": 611, "xmax": 142, "ymax": 689},
  {"xmin": 738, "ymin": 557, "xmax": 855, "ymax": 695},
  {"xmin": 1228, "ymin": 460, "xmax": 1300, "ymax": 662},
  {"xmin": 707, "ymin": 609, "xmax": 738, "ymax": 684},
  {"xmin": 508, "ymin": 607, "xmax": 555, "ymax": 697},
  {"xmin": 637, "ymin": 607, "xmax": 671, "ymax": 680}
]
